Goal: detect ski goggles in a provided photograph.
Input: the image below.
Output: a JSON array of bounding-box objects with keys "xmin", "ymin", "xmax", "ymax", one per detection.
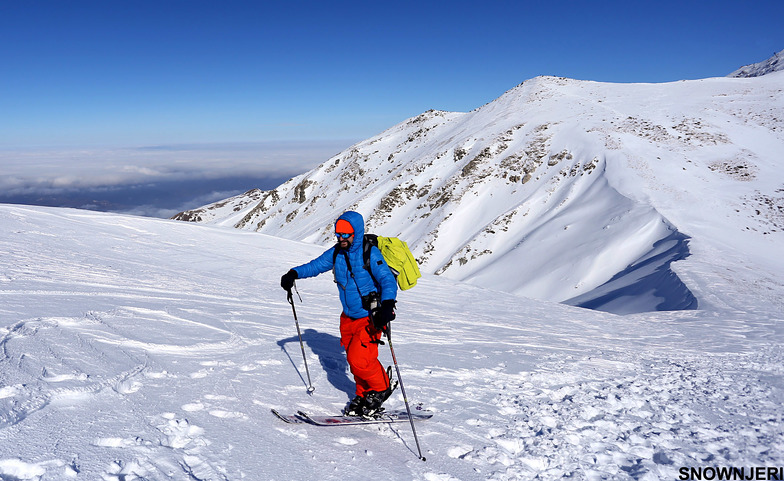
[{"xmin": 335, "ymin": 232, "xmax": 354, "ymax": 239}]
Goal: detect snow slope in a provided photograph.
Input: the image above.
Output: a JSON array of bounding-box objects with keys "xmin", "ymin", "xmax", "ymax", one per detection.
[
  {"xmin": 728, "ymin": 49, "xmax": 784, "ymax": 78},
  {"xmin": 2, "ymin": 204, "xmax": 783, "ymax": 480},
  {"xmin": 174, "ymin": 72, "xmax": 784, "ymax": 315}
]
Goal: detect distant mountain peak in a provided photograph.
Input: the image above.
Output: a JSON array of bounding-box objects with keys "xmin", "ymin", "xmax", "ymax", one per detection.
[{"xmin": 728, "ymin": 49, "xmax": 784, "ymax": 77}]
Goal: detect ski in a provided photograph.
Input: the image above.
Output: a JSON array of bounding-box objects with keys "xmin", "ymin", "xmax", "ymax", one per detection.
[
  {"xmin": 270, "ymin": 408, "xmax": 432, "ymax": 426},
  {"xmin": 271, "ymin": 409, "xmax": 306, "ymax": 424}
]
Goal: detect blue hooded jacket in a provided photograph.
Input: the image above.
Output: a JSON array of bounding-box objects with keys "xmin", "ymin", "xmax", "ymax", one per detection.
[{"xmin": 292, "ymin": 211, "xmax": 397, "ymax": 319}]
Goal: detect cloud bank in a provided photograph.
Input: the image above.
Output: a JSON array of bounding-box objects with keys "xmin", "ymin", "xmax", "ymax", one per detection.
[
  {"xmin": 0, "ymin": 140, "xmax": 354, "ymax": 217},
  {"xmin": 1, "ymin": 140, "xmax": 352, "ymax": 193}
]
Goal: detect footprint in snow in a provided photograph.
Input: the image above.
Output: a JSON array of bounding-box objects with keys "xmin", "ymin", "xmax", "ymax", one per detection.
[
  {"xmin": 91, "ymin": 437, "xmax": 148, "ymax": 448},
  {"xmin": 0, "ymin": 385, "xmax": 21, "ymax": 399},
  {"xmin": 336, "ymin": 437, "xmax": 358, "ymax": 446},
  {"xmin": 0, "ymin": 459, "xmax": 47, "ymax": 480},
  {"xmin": 200, "ymin": 360, "xmax": 236, "ymax": 368},
  {"xmin": 155, "ymin": 414, "xmax": 207, "ymax": 450},
  {"xmin": 41, "ymin": 368, "xmax": 88, "ymax": 383},
  {"xmin": 189, "ymin": 369, "xmax": 212, "ymax": 379},
  {"xmin": 208, "ymin": 409, "xmax": 248, "ymax": 420},
  {"xmin": 104, "ymin": 459, "xmax": 147, "ymax": 480},
  {"xmin": 182, "ymin": 401, "xmax": 206, "ymax": 412},
  {"xmin": 203, "ymin": 394, "xmax": 238, "ymax": 402},
  {"xmin": 423, "ymin": 473, "xmax": 463, "ymax": 481},
  {"xmin": 275, "ymin": 426, "xmax": 308, "ymax": 439},
  {"xmin": 113, "ymin": 379, "xmax": 142, "ymax": 395},
  {"xmin": 447, "ymin": 445, "xmax": 473, "ymax": 459}
]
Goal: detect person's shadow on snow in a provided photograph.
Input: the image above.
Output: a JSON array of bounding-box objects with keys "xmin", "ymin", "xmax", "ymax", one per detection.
[{"xmin": 277, "ymin": 329, "xmax": 355, "ymax": 399}]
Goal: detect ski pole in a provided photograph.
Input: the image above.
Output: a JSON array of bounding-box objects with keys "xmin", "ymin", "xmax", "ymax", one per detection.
[
  {"xmin": 287, "ymin": 284, "xmax": 315, "ymax": 394},
  {"xmin": 386, "ymin": 325, "xmax": 426, "ymax": 461}
]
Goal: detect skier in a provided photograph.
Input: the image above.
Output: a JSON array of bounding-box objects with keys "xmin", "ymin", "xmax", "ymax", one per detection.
[{"xmin": 280, "ymin": 210, "xmax": 397, "ymax": 416}]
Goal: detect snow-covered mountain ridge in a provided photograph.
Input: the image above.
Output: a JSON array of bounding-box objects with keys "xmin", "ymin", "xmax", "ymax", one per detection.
[
  {"xmin": 175, "ymin": 71, "xmax": 784, "ymax": 314},
  {"xmin": 729, "ymin": 49, "xmax": 784, "ymax": 78}
]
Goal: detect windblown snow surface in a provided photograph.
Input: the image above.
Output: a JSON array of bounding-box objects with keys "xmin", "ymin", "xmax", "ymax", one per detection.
[{"xmin": 1, "ymin": 204, "xmax": 783, "ymax": 480}]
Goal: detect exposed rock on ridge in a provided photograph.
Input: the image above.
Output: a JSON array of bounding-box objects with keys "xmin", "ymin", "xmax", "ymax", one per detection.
[{"xmin": 174, "ymin": 73, "xmax": 784, "ymax": 314}]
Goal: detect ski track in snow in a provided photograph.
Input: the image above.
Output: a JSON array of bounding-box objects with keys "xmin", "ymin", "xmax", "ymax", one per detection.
[{"xmin": 1, "ymin": 206, "xmax": 784, "ymax": 480}]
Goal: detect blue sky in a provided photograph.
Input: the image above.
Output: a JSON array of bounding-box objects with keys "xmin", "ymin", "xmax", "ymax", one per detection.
[
  {"xmin": 0, "ymin": 0, "xmax": 782, "ymax": 216},
  {"xmin": 2, "ymin": 0, "xmax": 782, "ymax": 148}
]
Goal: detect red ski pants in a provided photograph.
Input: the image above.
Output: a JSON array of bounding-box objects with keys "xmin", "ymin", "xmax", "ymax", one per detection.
[{"xmin": 339, "ymin": 313, "xmax": 390, "ymax": 396}]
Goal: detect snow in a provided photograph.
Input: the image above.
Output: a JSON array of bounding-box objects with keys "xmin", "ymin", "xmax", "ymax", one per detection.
[
  {"xmin": 2, "ymin": 204, "xmax": 783, "ymax": 480},
  {"xmin": 728, "ymin": 49, "xmax": 784, "ymax": 78},
  {"xmin": 175, "ymin": 71, "xmax": 784, "ymax": 315}
]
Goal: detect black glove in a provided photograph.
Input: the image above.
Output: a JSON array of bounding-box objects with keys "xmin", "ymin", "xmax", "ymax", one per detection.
[
  {"xmin": 280, "ymin": 269, "xmax": 298, "ymax": 291},
  {"xmin": 373, "ymin": 299, "xmax": 396, "ymax": 331}
]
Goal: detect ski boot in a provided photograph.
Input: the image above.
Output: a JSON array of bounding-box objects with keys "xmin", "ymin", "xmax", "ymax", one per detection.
[
  {"xmin": 344, "ymin": 394, "xmax": 367, "ymax": 417},
  {"xmin": 361, "ymin": 368, "xmax": 398, "ymax": 417}
]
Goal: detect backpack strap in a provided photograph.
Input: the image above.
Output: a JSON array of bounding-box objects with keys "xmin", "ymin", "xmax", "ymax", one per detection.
[
  {"xmin": 331, "ymin": 242, "xmax": 340, "ymax": 265},
  {"xmin": 362, "ymin": 234, "xmax": 379, "ymax": 286},
  {"xmin": 332, "ymin": 236, "xmax": 380, "ymax": 289},
  {"xmin": 331, "ymin": 243, "xmax": 342, "ymax": 287}
]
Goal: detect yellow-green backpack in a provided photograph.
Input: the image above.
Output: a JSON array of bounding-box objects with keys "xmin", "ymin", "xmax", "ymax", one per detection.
[{"xmin": 363, "ymin": 234, "xmax": 422, "ymax": 290}]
